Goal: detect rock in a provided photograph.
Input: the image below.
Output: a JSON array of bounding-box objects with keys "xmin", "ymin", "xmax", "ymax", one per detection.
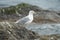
[
  {"xmin": 39, "ymin": 34, "xmax": 60, "ymax": 40},
  {"xmin": 33, "ymin": 10, "xmax": 60, "ymax": 23},
  {"xmin": 0, "ymin": 22, "xmax": 39, "ymax": 40},
  {"xmin": 0, "ymin": 3, "xmax": 60, "ymax": 23},
  {"xmin": 0, "ymin": 30, "xmax": 9, "ymax": 40}
]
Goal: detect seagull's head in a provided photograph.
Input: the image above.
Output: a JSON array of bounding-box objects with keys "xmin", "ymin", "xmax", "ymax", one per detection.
[{"xmin": 29, "ymin": 10, "xmax": 36, "ymax": 14}]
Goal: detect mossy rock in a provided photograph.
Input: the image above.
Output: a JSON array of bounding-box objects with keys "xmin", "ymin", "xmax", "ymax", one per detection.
[{"xmin": 0, "ymin": 3, "xmax": 41, "ymax": 15}]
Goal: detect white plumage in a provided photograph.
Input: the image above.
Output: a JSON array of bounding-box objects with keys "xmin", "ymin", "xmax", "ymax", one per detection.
[{"xmin": 15, "ymin": 10, "xmax": 36, "ymax": 25}]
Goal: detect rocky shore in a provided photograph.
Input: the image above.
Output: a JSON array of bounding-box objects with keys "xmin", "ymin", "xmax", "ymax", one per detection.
[
  {"xmin": 0, "ymin": 3, "xmax": 60, "ymax": 23},
  {"xmin": 0, "ymin": 3, "xmax": 60, "ymax": 40},
  {"xmin": 0, "ymin": 22, "xmax": 60, "ymax": 40},
  {"xmin": 0, "ymin": 22, "xmax": 39, "ymax": 40}
]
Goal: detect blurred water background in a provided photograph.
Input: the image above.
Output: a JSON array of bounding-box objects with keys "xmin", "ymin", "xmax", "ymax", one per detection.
[
  {"xmin": 26, "ymin": 23, "xmax": 60, "ymax": 35},
  {"xmin": 0, "ymin": 0, "xmax": 60, "ymax": 11}
]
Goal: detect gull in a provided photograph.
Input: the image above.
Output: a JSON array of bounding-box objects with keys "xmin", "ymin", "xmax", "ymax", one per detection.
[{"xmin": 15, "ymin": 10, "xmax": 36, "ymax": 25}]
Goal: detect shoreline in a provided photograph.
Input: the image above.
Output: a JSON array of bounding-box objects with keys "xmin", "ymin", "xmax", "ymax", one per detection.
[
  {"xmin": 0, "ymin": 3, "xmax": 60, "ymax": 23},
  {"xmin": 0, "ymin": 3, "xmax": 60, "ymax": 40}
]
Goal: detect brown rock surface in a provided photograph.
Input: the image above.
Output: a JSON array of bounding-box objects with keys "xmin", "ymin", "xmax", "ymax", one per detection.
[
  {"xmin": 33, "ymin": 10, "xmax": 60, "ymax": 23},
  {"xmin": 0, "ymin": 22, "xmax": 39, "ymax": 40}
]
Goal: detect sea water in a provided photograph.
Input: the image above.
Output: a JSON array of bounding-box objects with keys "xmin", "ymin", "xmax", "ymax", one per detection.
[
  {"xmin": 26, "ymin": 23, "xmax": 60, "ymax": 35},
  {"xmin": 0, "ymin": 0, "xmax": 60, "ymax": 11}
]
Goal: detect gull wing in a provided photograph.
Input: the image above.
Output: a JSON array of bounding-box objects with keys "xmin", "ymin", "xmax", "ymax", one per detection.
[{"xmin": 16, "ymin": 16, "xmax": 30, "ymax": 24}]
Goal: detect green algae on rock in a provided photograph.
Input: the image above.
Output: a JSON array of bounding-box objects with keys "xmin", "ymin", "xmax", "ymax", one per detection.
[
  {"xmin": 0, "ymin": 3, "xmax": 42, "ymax": 15},
  {"xmin": 0, "ymin": 3, "xmax": 60, "ymax": 23}
]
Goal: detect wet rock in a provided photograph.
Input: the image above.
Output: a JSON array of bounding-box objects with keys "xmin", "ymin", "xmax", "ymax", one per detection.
[
  {"xmin": 0, "ymin": 3, "xmax": 60, "ymax": 23},
  {"xmin": 38, "ymin": 34, "xmax": 60, "ymax": 40},
  {"xmin": 0, "ymin": 30, "xmax": 9, "ymax": 40},
  {"xmin": 33, "ymin": 11, "xmax": 60, "ymax": 23},
  {"xmin": 0, "ymin": 3, "xmax": 42, "ymax": 22},
  {"xmin": 0, "ymin": 22, "xmax": 39, "ymax": 40}
]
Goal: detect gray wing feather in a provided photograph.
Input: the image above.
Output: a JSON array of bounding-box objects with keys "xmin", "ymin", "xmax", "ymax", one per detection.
[{"xmin": 16, "ymin": 17, "xmax": 30, "ymax": 24}]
